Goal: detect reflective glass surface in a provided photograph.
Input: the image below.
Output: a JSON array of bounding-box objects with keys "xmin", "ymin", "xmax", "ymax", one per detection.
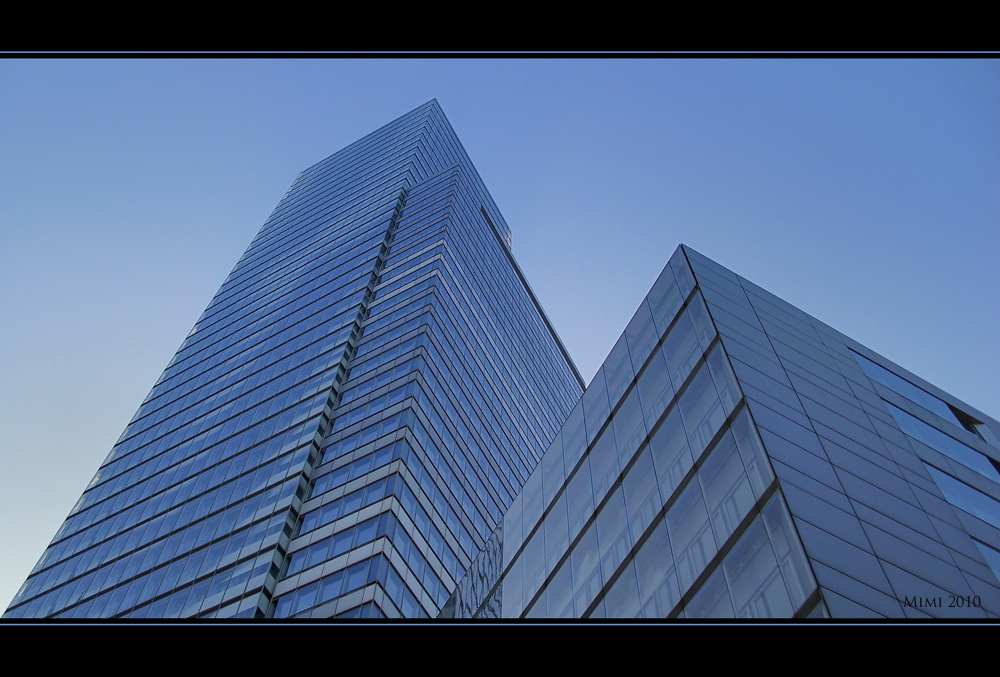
[
  {"xmin": 449, "ymin": 243, "xmax": 1000, "ymax": 620},
  {"xmin": 448, "ymin": 248, "xmax": 819, "ymax": 619},
  {"xmin": 6, "ymin": 102, "xmax": 582, "ymax": 619}
]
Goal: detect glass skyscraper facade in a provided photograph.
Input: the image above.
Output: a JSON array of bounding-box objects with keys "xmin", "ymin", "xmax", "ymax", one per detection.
[
  {"xmin": 4, "ymin": 101, "xmax": 582, "ymax": 620},
  {"xmin": 8, "ymin": 103, "xmax": 1000, "ymax": 621},
  {"xmin": 444, "ymin": 246, "xmax": 1000, "ymax": 620}
]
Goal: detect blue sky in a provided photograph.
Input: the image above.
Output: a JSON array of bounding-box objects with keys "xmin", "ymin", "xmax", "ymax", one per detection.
[{"xmin": 1, "ymin": 57, "xmax": 997, "ymax": 611}]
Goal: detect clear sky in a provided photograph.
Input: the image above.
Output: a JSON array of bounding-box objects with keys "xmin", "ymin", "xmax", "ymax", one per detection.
[{"xmin": 1, "ymin": 57, "xmax": 997, "ymax": 611}]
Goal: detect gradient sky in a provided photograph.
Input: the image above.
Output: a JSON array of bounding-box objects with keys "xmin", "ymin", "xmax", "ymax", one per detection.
[{"xmin": 1, "ymin": 57, "xmax": 997, "ymax": 611}]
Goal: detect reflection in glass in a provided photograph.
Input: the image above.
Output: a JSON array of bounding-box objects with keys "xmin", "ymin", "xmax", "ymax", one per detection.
[
  {"xmin": 667, "ymin": 481, "xmax": 717, "ymax": 594},
  {"xmin": 604, "ymin": 561, "xmax": 641, "ymax": 618},
  {"xmin": 584, "ymin": 367, "xmax": 611, "ymax": 445},
  {"xmin": 888, "ymin": 403, "xmax": 1000, "ymax": 483},
  {"xmin": 604, "ymin": 335, "xmax": 634, "ymax": 409},
  {"xmin": 589, "ymin": 428, "xmax": 621, "ymax": 503},
  {"xmin": 622, "ymin": 448, "xmax": 662, "ymax": 540},
  {"xmin": 647, "ymin": 263, "xmax": 684, "ymax": 337},
  {"xmin": 637, "ymin": 349, "xmax": 674, "ymax": 431},
  {"xmin": 760, "ymin": 495, "xmax": 815, "ymax": 610},
  {"xmin": 925, "ymin": 464, "xmax": 1000, "ymax": 531},
  {"xmin": 625, "ymin": 300, "xmax": 660, "ymax": 372},
  {"xmin": 685, "ymin": 567, "xmax": 734, "ymax": 618},
  {"xmin": 678, "ymin": 363, "xmax": 726, "ymax": 455},
  {"xmin": 698, "ymin": 430, "xmax": 755, "ymax": 545},
  {"xmin": 731, "ymin": 409, "xmax": 774, "ymax": 498},
  {"xmin": 633, "ymin": 519, "xmax": 680, "ymax": 618},
  {"xmin": 648, "ymin": 408, "xmax": 694, "ymax": 499},
  {"xmin": 722, "ymin": 517, "xmax": 793, "ymax": 618},
  {"xmin": 565, "ymin": 460, "xmax": 595, "ymax": 543},
  {"xmin": 596, "ymin": 488, "xmax": 633, "ymax": 583},
  {"xmin": 570, "ymin": 524, "xmax": 603, "ymax": 615},
  {"xmin": 613, "ymin": 388, "xmax": 648, "ymax": 464}
]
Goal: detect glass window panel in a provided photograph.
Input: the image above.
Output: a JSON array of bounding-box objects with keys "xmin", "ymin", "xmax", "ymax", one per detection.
[
  {"xmin": 543, "ymin": 492, "xmax": 570, "ymax": 574},
  {"xmin": 722, "ymin": 517, "xmax": 793, "ymax": 618},
  {"xmin": 304, "ymin": 540, "xmax": 331, "ymax": 571},
  {"xmin": 975, "ymin": 422, "xmax": 1000, "ymax": 448},
  {"xmin": 636, "ymin": 349, "xmax": 674, "ymax": 432},
  {"xmin": 648, "ymin": 408, "xmax": 694, "ymax": 500},
  {"xmin": 854, "ymin": 351, "xmax": 964, "ymax": 427},
  {"xmin": 541, "ymin": 431, "xmax": 566, "ymax": 508},
  {"xmin": 622, "ymin": 448, "xmax": 662, "ymax": 539},
  {"xmin": 973, "ymin": 540, "xmax": 1000, "ymax": 585},
  {"xmin": 384, "ymin": 561, "xmax": 406, "ymax": 608},
  {"xmin": 667, "ymin": 480, "xmax": 717, "ymax": 594},
  {"xmin": 670, "ymin": 253, "xmax": 696, "ymax": 298},
  {"xmin": 888, "ymin": 403, "xmax": 1000, "ymax": 483},
  {"xmin": 633, "ymin": 519, "xmax": 681, "ymax": 618},
  {"xmin": 544, "ymin": 559, "xmax": 575, "ymax": 619},
  {"xmin": 501, "ymin": 555, "xmax": 523, "ymax": 619},
  {"xmin": 340, "ymin": 489, "xmax": 363, "ymax": 518},
  {"xmin": 520, "ymin": 467, "xmax": 544, "ymax": 536},
  {"xmin": 926, "ymin": 464, "xmax": 1000, "ymax": 531},
  {"xmin": 291, "ymin": 581, "xmax": 318, "ymax": 616},
  {"xmin": 524, "ymin": 590, "xmax": 548, "ymax": 620},
  {"xmin": 687, "ymin": 291, "xmax": 715, "ymax": 351},
  {"xmin": 604, "ymin": 335, "xmax": 635, "ymax": 408},
  {"xmin": 273, "ymin": 592, "xmax": 294, "ymax": 618},
  {"xmin": 570, "ymin": 523, "xmax": 603, "ymax": 616},
  {"xmin": 760, "ymin": 494, "xmax": 816, "ymax": 610},
  {"xmin": 520, "ymin": 527, "xmax": 546, "ymax": 607},
  {"xmin": 206, "ymin": 566, "xmax": 232, "ymax": 600},
  {"xmin": 624, "ymin": 300, "xmax": 659, "ymax": 372},
  {"xmin": 502, "ymin": 493, "xmax": 523, "ymax": 570},
  {"xmin": 353, "ymin": 516, "xmax": 378, "ymax": 546},
  {"xmin": 343, "ymin": 560, "xmax": 369, "ymax": 595},
  {"xmin": 565, "ymin": 460, "xmax": 595, "ymax": 542},
  {"xmin": 706, "ymin": 344, "xmax": 741, "ymax": 415},
  {"xmin": 561, "ymin": 400, "xmax": 587, "ymax": 472},
  {"xmin": 225, "ymin": 559, "xmax": 253, "ymax": 598},
  {"xmin": 678, "ymin": 364, "xmax": 726, "ymax": 456},
  {"xmin": 586, "ymin": 598, "xmax": 607, "ymax": 619},
  {"xmin": 698, "ymin": 430, "xmax": 756, "ymax": 545},
  {"xmin": 685, "ymin": 566, "xmax": 734, "ymax": 618},
  {"xmin": 330, "ymin": 527, "xmax": 354, "ymax": 559},
  {"xmin": 730, "ymin": 408, "xmax": 774, "ymax": 498},
  {"xmin": 583, "ymin": 366, "xmax": 611, "ymax": 445},
  {"xmin": 163, "ymin": 588, "xmax": 188, "ymax": 618},
  {"xmin": 661, "ymin": 310, "xmax": 701, "ymax": 389},
  {"xmin": 596, "ymin": 488, "xmax": 633, "ymax": 582},
  {"xmin": 604, "ymin": 561, "xmax": 641, "ymax": 618},
  {"xmin": 647, "ymin": 264, "xmax": 684, "ymax": 337},
  {"xmin": 612, "ymin": 388, "xmax": 647, "ymax": 464},
  {"xmin": 589, "ymin": 428, "xmax": 621, "ymax": 503}
]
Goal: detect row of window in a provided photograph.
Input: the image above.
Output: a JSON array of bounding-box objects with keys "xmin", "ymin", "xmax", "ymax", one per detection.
[
  {"xmin": 280, "ymin": 508, "xmax": 451, "ymax": 618},
  {"xmin": 274, "ymin": 552, "xmax": 428, "ymax": 619},
  {"xmin": 856, "ymin": 345, "xmax": 1000, "ymax": 599},
  {"xmin": 855, "ymin": 350, "xmax": 998, "ymax": 447}
]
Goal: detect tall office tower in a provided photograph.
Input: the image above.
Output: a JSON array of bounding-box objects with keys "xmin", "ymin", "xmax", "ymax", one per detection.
[
  {"xmin": 5, "ymin": 101, "xmax": 583, "ymax": 619},
  {"xmin": 445, "ymin": 245, "xmax": 1000, "ymax": 619}
]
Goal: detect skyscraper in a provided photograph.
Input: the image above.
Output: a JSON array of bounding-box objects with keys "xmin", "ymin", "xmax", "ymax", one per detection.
[
  {"xmin": 444, "ymin": 245, "xmax": 1000, "ymax": 619},
  {"xmin": 4, "ymin": 101, "xmax": 583, "ymax": 619},
  {"xmin": 8, "ymin": 102, "xmax": 1000, "ymax": 621}
]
